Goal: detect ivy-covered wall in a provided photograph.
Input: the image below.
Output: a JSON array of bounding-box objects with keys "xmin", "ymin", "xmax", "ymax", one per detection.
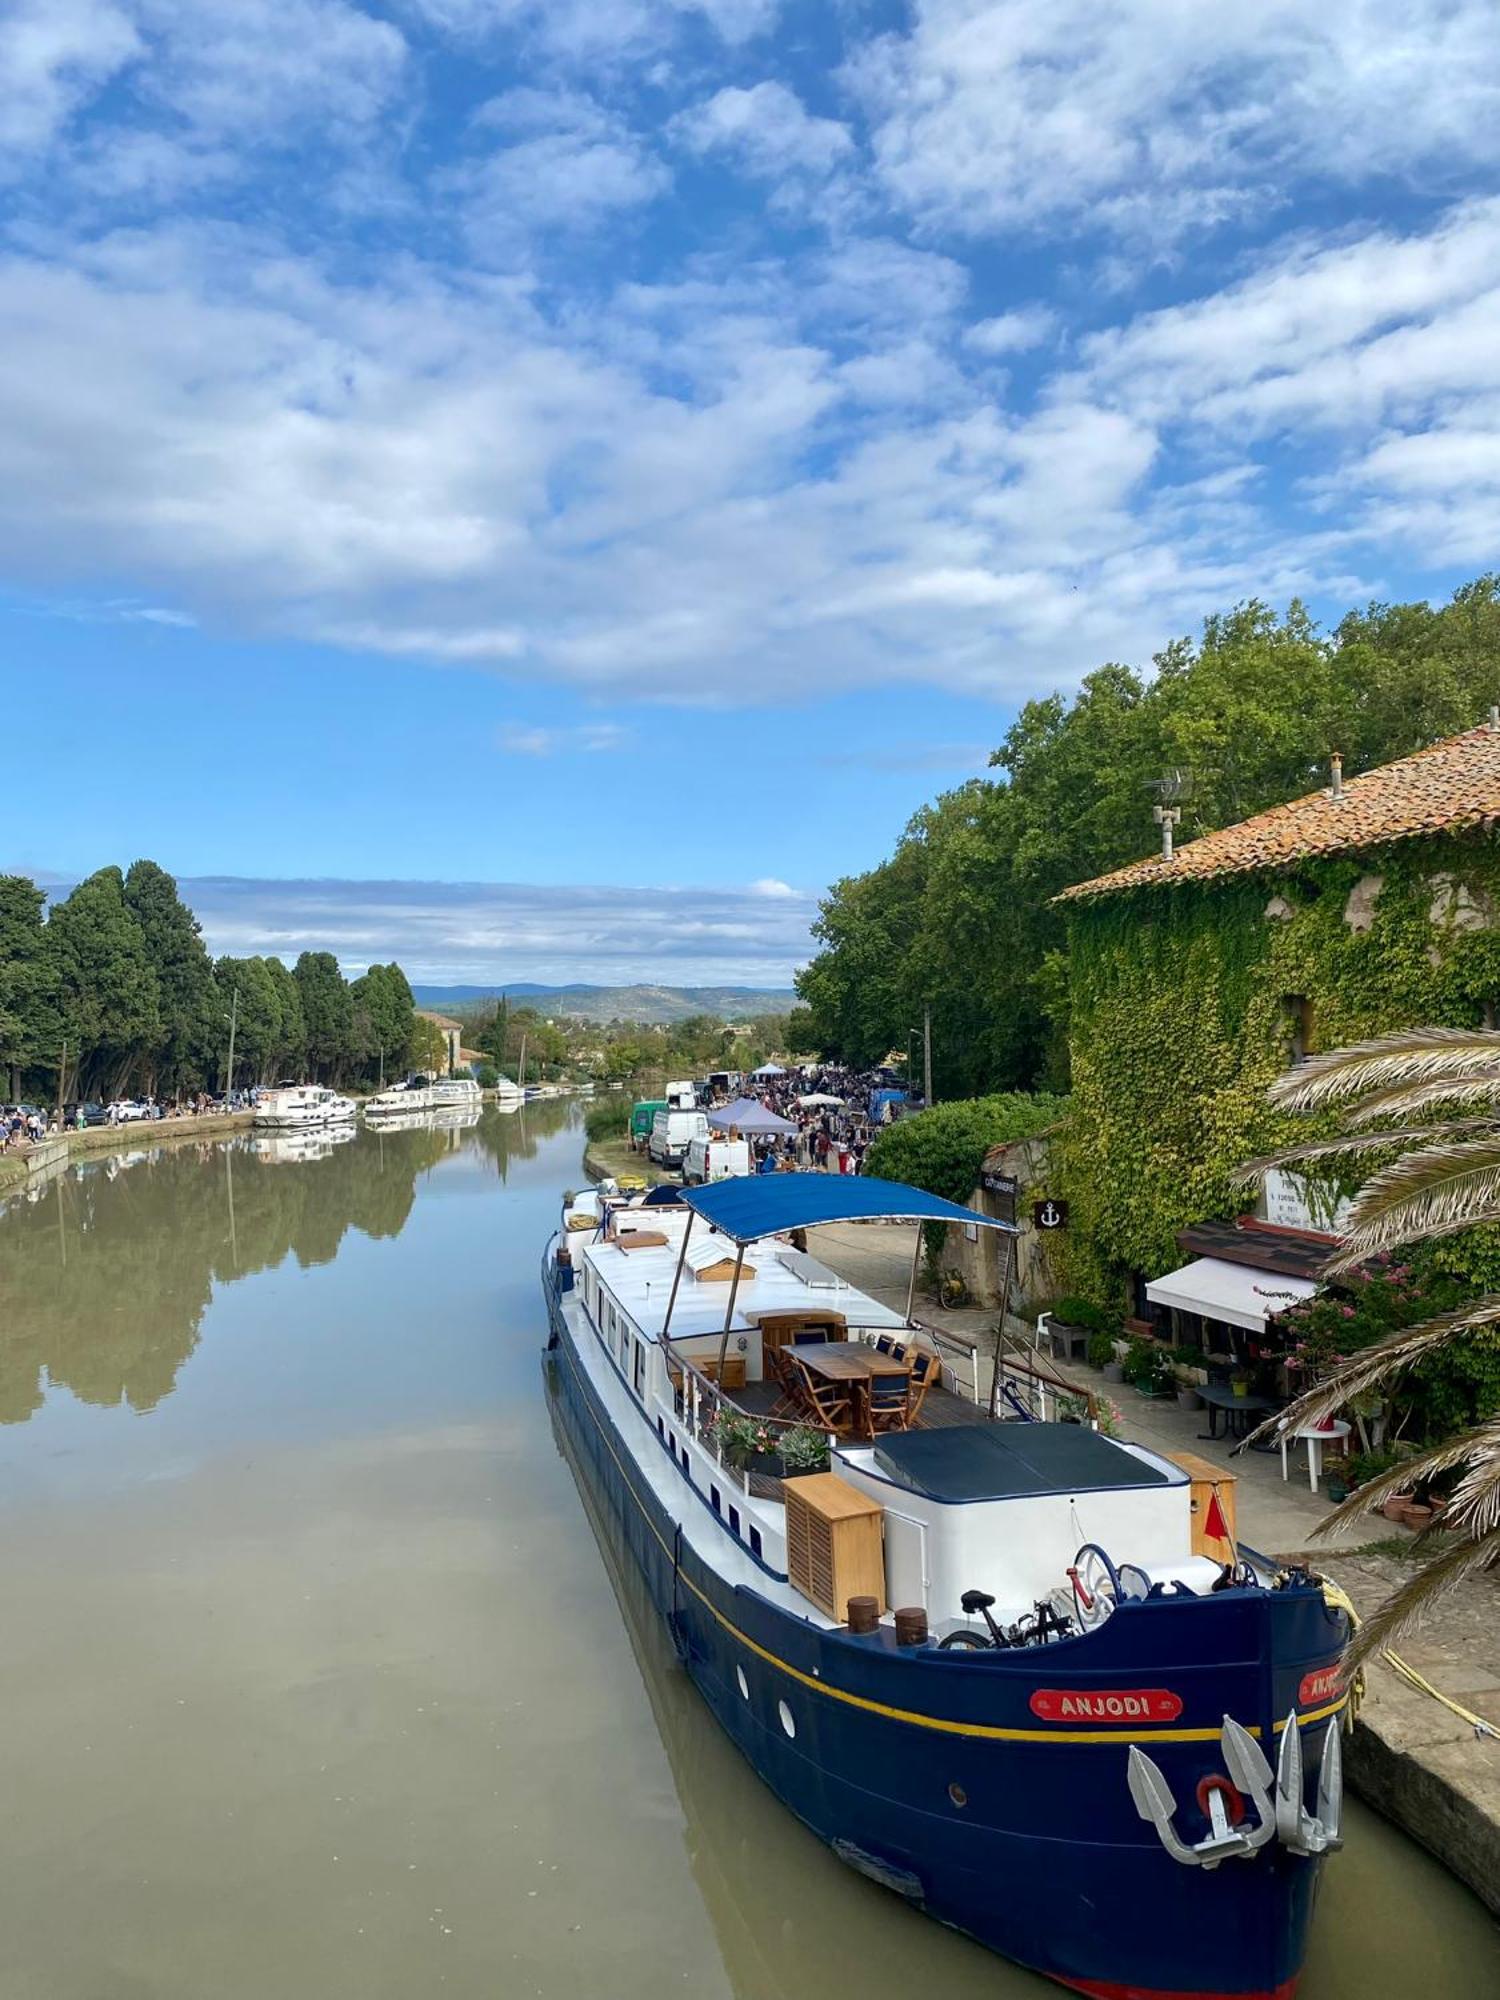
[{"xmin": 1058, "ymin": 831, "xmax": 1500, "ymax": 1300}]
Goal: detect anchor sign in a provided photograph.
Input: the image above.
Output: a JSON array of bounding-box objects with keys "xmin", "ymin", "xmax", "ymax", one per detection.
[{"xmin": 1033, "ymin": 1197, "xmax": 1069, "ymax": 1231}]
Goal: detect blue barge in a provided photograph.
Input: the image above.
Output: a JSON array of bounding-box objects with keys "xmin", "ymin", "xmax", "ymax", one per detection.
[{"xmin": 543, "ymin": 1174, "xmax": 1350, "ymax": 1999}]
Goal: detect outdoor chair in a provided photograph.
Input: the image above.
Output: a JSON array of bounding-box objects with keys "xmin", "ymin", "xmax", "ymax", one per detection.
[
  {"xmin": 905, "ymin": 1350, "xmax": 939, "ymax": 1427},
  {"xmin": 791, "ymin": 1357, "xmax": 853, "ymax": 1435},
  {"xmin": 874, "ymin": 1334, "xmax": 894, "ymax": 1354},
  {"xmin": 868, "ymin": 1366, "xmax": 913, "ymax": 1433}
]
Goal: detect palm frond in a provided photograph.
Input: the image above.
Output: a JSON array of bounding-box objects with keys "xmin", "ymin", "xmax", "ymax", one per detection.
[
  {"xmin": 1310, "ymin": 1417, "xmax": 1500, "ymax": 1539},
  {"xmin": 1443, "ymin": 1421, "xmax": 1500, "ymax": 1538},
  {"xmin": 1230, "ymin": 1121, "xmax": 1500, "ymax": 1188},
  {"xmin": 1243, "ymin": 1295, "xmax": 1500, "ymax": 1444},
  {"xmin": 1318, "ymin": 1135, "xmax": 1500, "ymax": 1271},
  {"xmin": 1346, "ymin": 1077, "xmax": 1500, "ymax": 1125},
  {"xmin": 1267, "ymin": 1028, "xmax": 1500, "ymax": 1114},
  {"xmin": 1344, "ymin": 1521, "xmax": 1500, "ymax": 1665}
]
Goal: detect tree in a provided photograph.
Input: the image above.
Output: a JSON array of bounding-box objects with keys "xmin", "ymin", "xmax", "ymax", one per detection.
[
  {"xmin": 409, "ymin": 1013, "xmax": 449, "ymax": 1075},
  {"xmin": 0, "ymin": 876, "xmax": 58, "ymax": 1098},
  {"xmin": 350, "ymin": 963, "xmax": 415, "ymax": 1082},
  {"xmin": 214, "ymin": 955, "xmax": 284, "ymax": 1087},
  {"xmin": 264, "ymin": 958, "xmax": 305, "ymax": 1078},
  {"xmin": 124, "ymin": 859, "xmax": 218, "ymax": 1094},
  {"xmin": 797, "ymin": 578, "xmax": 1500, "ymax": 1096},
  {"xmin": 293, "ymin": 952, "xmax": 353, "ymax": 1082},
  {"xmin": 1242, "ymin": 1027, "xmax": 1500, "ymax": 1660},
  {"xmin": 48, "ymin": 867, "xmax": 159, "ymax": 1098}
]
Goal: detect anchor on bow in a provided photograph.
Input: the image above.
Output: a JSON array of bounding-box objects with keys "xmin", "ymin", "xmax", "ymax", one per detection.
[{"xmin": 1128, "ymin": 1712, "xmax": 1342, "ymax": 1868}]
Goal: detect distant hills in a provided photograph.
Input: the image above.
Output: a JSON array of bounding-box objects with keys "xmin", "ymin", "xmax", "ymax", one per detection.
[{"xmin": 410, "ymin": 982, "xmax": 798, "ymax": 1025}]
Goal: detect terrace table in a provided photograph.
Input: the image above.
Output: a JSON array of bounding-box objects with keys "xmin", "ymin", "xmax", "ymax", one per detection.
[
  {"xmin": 1196, "ymin": 1382, "xmax": 1276, "ymax": 1443},
  {"xmin": 794, "ymin": 1341, "xmax": 909, "ymax": 1440}
]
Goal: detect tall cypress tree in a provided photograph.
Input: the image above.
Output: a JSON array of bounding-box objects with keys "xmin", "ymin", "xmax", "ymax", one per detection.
[
  {"xmin": 0, "ymin": 877, "xmax": 58, "ymax": 1099},
  {"xmin": 124, "ymin": 860, "xmax": 218, "ymax": 1094}
]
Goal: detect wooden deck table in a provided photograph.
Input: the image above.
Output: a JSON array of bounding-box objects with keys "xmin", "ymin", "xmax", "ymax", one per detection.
[{"xmin": 794, "ymin": 1341, "xmax": 909, "ymax": 1439}]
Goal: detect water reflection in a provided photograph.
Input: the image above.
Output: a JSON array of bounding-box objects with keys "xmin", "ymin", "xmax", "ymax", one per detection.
[{"xmin": 0, "ymin": 1102, "xmax": 576, "ymax": 1428}]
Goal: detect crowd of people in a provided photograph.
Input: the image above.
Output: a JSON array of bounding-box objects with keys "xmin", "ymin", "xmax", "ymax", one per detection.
[
  {"xmin": 0, "ymin": 1092, "xmax": 249, "ymax": 1154},
  {"xmin": 713, "ymin": 1063, "xmax": 919, "ymax": 1177}
]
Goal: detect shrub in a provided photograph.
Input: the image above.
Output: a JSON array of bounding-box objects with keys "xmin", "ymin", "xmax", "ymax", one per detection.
[
  {"xmin": 1122, "ymin": 1337, "xmax": 1173, "ymax": 1391},
  {"xmin": 1086, "ymin": 1330, "xmax": 1117, "ymax": 1370},
  {"xmin": 864, "ymin": 1092, "xmax": 1069, "ymax": 1207},
  {"xmin": 584, "ymin": 1096, "xmax": 631, "ymax": 1143}
]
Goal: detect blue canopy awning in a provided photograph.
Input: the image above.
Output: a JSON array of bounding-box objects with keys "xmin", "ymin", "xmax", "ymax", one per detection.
[{"xmin": 679, "ymin": 1172, "xmax": 1017, "ymax": 1246}]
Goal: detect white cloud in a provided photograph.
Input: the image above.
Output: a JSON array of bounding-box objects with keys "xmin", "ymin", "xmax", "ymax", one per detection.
[
  {"xmin": 676, "ymin": 82, "xmax": 853, "ymax": 178},
  {"xmin": 402, "ymin": 0, "xmax": 779, "ymax": 59},
  {"xmin": 497, "ymin": 721, "xmax": 633, "ymax": 755},
  {"xmin": 0, "ymin": 0, "xmax": 141, "ymax": 158},
  {"xmin": 748, "ymin": 876, "xmax": 796, "ymax": 898},
  {"xmin": 964, "ymin": 306, "xmax": 1056, "ymax": 355},
  {"xmin": 458, "ymin": 88, "xmax": 669, "ymax": 240},
  {"xmin": 854, "ymin": 0, "xmax": 1500, "ymax": 242},
  {"xmin": 174, "ymin": 873, "xmax": 816, "ymax": 984}
]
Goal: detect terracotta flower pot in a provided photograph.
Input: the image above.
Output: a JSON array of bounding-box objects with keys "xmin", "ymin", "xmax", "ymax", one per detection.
[{"xmin": 1382, "ymin": 1493, "xmax": 1413, "ymax": 1522}]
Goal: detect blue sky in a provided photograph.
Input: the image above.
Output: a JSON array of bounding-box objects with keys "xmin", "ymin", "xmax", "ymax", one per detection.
[{"xmin": 3, "ymin": 1, "xmax": 1497, "ymax": 983}]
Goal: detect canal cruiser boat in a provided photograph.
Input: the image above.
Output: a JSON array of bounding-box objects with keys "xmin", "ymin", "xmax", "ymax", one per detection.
[
  {"xmin": 542, "ymin": 1174, "xmax": 1350, "ymax": 2000},
  {"xmin": 430, "ymin": 1076, "xmax": 481, "ymax": 1110},
  {"xmin": 252, "ymin": 1085, "xmax": 358, "ymax": 1130},
  {"xmin": 364, "ymin": 1074, "xmax": 442, "ymax": 1117}
]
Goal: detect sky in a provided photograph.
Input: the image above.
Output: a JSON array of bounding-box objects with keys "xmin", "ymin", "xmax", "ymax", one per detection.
[{"xmin": 4, "ymin": 0, "xmax": 1499, "ymax": 984}]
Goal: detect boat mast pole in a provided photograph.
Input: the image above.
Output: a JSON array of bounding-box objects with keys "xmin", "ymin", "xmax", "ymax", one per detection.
[
  {"xmin": 715, "ymin": 1243, "xmax": 747, "ymax": 1385},
  {"xmin": 987, "ymin": 1228, "xmax": 1016, "ymax": 1420},
  {"xmin": 661, "ymin": 1211, "xmax": 695, "ymax": 1343},
  {"xmin": 904, "ymin": 1223, "xmax": 923, "ymax": 1323}
]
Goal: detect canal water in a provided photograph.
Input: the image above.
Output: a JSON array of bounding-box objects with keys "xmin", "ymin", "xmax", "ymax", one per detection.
[{"xmin": 0, "ymin": 1110, "xmax": 1493, "ymax": 1999}]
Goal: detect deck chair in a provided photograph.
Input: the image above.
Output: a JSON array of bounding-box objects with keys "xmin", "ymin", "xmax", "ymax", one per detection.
[
  {"xmin": 766, "ymin": 1343, "xmax": 802, "ymax": 1418},
  {"xmin": 868, "ymin": 1366, "xmax": 912, "ymax": 1433},
  {"xmin": 905, "ymin": 1349, "xmax": 939, "ymax": 1427},
  {"xmin": 874, "ymin": 1334, "xmax": 894, "ymax": 1355},
  {"xmin": 791, "ymin": 1357, "xmax": 853, "ymax": 1435}
]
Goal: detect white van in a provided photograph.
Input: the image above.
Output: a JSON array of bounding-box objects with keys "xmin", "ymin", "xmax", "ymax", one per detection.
[
  {"xmin": 682, "ymin": 1134, "xmax": 751, "ymax": 1185},
  {"xmin": 664, "ymin": 1079, "xmax": 698, "ymax": 1109},
  {"xmin": 648, "ymin": 1107, "xmax": 708, "ymax": 1168}
]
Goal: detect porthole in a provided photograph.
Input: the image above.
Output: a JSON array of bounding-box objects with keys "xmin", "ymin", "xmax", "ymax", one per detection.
[
  {"xmin": 948, "ymin": 1782, "xmax": 968, "ymax": 1809},
  {"xmin": 736, "ymin": 1666, "xmax": 749, "ymax": 1700},
  {"xmin": 778, "ymin": 1700, "xmax": 796, "ymax": 1739}
]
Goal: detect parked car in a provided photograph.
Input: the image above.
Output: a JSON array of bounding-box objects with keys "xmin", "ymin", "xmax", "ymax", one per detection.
[
  {"xmin": 681, "ymin": 1134, "xmax": 751, "ymax": 1185},
  {"xmin": 108, "ymin": 1099, "xmax": 154, "ymax": 1123},
  {"xmin": 74, "ymin": 1101, "xmax": 109, "ymax": 1126},
  {"xmin": 647, "ymin": 1106, "xmax": 708, "ymax": 1168}
]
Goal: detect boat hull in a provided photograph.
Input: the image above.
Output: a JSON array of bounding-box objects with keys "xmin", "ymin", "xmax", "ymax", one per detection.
[{"xmin": 544, "ymin": 1277, "xmax": 1348, "ymax": 1998}]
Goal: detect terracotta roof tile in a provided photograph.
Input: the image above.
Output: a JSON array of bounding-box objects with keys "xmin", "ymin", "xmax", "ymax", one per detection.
[{"xmin": 1057, "ymin": 723, "xmax": 1500, "ymax": 902}]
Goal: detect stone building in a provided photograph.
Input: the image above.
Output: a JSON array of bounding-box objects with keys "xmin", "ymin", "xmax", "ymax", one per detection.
[
  {"xmin": 415, "ymin": 1011, "xmax": 463, "ymax": 1075},
  {"xmin": 1054, "ymin": 720, "xmax": 1500, "ymax": 1352}
]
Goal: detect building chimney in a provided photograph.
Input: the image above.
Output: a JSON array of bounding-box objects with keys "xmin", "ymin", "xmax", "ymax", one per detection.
[
  {"xmin": 1153, "ymin": 803, "xmax": 1180, "ymax": 861},
  {"xmin": 1329, "ymin": 751, "xmax": 1343, "ymax": 802}
]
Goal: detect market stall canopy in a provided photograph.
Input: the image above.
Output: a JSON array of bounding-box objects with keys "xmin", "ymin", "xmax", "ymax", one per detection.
[
  {"xmin": 1146, "ymin": 1256, "xmax": 1316, "ymax": 1333},
  {"xmin": 795, "ymin": 1092, "xmax": 845, "ymax": 1108},
  {"xmin": 681, "ymin": 1172, "xmax": 1018, "ymax": 1246},
  {"xmin": 751, "ymin": 1063, "xmax": 787, "ymax": 1077},
  {"xmin": 706, "ymin": 1097, "xmax": 797, "ymax": 1135}
]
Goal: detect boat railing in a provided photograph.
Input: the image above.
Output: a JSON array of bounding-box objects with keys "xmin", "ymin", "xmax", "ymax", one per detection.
[{"xmin": 662, "ymin": 1341, "xmax": 820, "ymax": 1496}]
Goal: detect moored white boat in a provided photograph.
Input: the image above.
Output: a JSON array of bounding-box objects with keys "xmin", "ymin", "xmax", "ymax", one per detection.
[
  {"xmin": 542, "ymin": 1173, "xmax": 1350, "ymax": 2000},
  {"xmin": 364, "ymin": 1075, "xmax": 441, "ymax": 1117},
  {"xmin": 253, "ymin": 1085, "xmax": 358, "ymax": 1130},
  {"xmin": 430, "ymin": 1076, "xmax": 481, "ymax": 1109}
]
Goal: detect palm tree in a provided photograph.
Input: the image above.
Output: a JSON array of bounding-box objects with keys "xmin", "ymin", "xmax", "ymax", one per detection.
[{"xmin": 1239, "ymin": 1027, "xmax": 1500, "ymax": 1661}]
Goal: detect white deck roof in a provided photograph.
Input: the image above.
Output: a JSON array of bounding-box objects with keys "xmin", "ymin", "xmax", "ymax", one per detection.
[{"xmin": 584, "ymin": 1214, "xmax": 907, "ymax": 1342}]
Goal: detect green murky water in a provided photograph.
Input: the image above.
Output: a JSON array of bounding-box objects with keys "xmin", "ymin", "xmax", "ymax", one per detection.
[{"xmin": 0, "ymin": 1110, "xmax": 1493, "ymax": 1998}]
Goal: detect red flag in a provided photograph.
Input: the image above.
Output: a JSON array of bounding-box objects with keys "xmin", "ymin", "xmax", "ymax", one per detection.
[{"xmin": 1204, "ymin": 1488, "xmax": 1230, "ymax": 1543}]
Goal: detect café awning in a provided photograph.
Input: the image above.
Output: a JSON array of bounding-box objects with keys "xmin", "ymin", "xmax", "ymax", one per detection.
[{"xmin": 1146, "ymin": 1256, "xmax": 1316, "ymax": 1333}]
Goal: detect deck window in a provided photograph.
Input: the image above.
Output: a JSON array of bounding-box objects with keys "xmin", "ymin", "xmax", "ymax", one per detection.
[
  {"xmin": 729, "ymin": 1506, "xmax": 741, "ymax": 1536},
  {"xmin": 711, "ymin": 1486, "xmax": 721, "ymax": 1515},
  {"xmin": 749, "ymin": 1526, "xmax": 762, "ymax": 1559}
]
